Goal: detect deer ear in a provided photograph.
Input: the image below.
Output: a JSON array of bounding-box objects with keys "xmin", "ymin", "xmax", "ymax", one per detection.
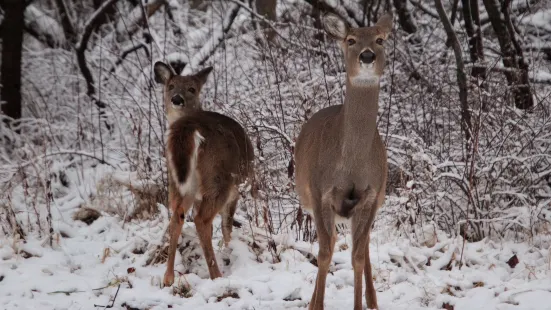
[
  {"xmin": 194, "ymin": 66, "xmax": 213, "ymax": 86},
  {"xmin": 322, "ymin": 13, "xmax": 349, "ymax": 40},
  {"xmin": 375, "ymin": 13, "xmax": 393, "ymax": 36},
  {"xmin": 154, "ymin": 61, "xmax": 175, "ymax": 84}
]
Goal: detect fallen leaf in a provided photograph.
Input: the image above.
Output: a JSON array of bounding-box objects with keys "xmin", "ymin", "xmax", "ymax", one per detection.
[
  {"xmin": 443, "ymin": 302, "xmax": 454, "ymax": 310},
  {"xmin": 507, "ymin": 254, "xmax": 519, "ymax": 268},
  {"xmin": 127, "ymin": 267, "xmax": 136, "ymax": 274}
]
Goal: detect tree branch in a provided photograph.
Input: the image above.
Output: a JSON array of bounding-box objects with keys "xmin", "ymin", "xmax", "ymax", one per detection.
[
  {"xmin": 185, "ymin": 3, "xmax": 241, "ymax": 71},
  {"xmin": 53, "ymin": 0, "xmax": 76, "ymax": 44},
  {"xmin": 75, "ymin": 0, "xmax": 119, "ymax": 112}
]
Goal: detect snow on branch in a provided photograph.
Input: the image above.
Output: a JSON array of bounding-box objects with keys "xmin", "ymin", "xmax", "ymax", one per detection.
[
  {"xmin": 184, "ymin": 3, "xmax": 241, "ymax": 72},
  {"xmin": 24, "ymin": 4, "xmax": 66, "ymax": 48}
]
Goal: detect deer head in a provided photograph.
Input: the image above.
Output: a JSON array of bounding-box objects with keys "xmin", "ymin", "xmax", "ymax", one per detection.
[
  {"xmin": 154, "ymin": 61, "xmax": 213, "ymax": 124},
  {"xmin": 322, "ymin": 13, "xmax": 393, "ymax": 86}
]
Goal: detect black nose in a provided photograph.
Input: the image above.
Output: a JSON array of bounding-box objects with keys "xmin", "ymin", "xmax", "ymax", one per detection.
[
  {"xmin": 171, "ymin": 94, "xmax": 185, "ymax": 106},
  {"xmin": 359, "ymin": 50, "xmax": 376, "ymax": 64}
]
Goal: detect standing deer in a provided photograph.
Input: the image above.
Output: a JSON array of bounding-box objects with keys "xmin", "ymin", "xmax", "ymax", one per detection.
[
  {"xmin": 294, "ymin": 13, "xmax": 392, "ymax": 310},
  {"xmin": 153, "ymin": 62, "xmax": 255, "ymax": 287}
]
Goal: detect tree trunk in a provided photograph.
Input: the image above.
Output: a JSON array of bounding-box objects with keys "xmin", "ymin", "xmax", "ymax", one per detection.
[
  {"xmin": 93, "ymin": 0, "xmax": 117, "ymax": 24},
  {"xmin": 482, "ymin": 0, "xmax": 533, "ymax": 109},
  {"xmin": 434, "ymin": 0, "xmax": 472, "ymax": 152},
  {"xmin": 1, "ymin": 0, "xmax": 25, "ymax": 126},
  {"xmin": 470, "ymin": 0, "xmax": 485, "ymax": 77},
  {"xmin": 461, "ymin": 0, "xmax": 485, "ymax": 77},
  {"xmin": 255, "ymin": 0, "xmax": 277, "ymax": 42},
  {"xmin": 393, "ymin": 0, "xmax": 417, "ymax": 33}
]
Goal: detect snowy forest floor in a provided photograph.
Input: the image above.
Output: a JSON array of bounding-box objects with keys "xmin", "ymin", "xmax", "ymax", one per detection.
[{"xmin": 1, "ymin": 197, "xmax": 550, "ymax": 310}]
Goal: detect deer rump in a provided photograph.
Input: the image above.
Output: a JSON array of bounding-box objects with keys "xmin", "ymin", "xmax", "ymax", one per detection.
[{"xmin": 167, "ymin": 111, "xmax": 252, "ymax": 200}]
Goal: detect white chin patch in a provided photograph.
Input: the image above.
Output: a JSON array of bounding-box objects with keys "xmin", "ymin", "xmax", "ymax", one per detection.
[{"xmin": 351, "ymin": 65, "xmax": 380, "ymax": 86}]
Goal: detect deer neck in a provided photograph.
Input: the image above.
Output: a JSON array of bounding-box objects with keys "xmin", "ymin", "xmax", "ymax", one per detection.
[{"xmin": 340, "ymin": 80, "xmax": 380, "ymax": 161}]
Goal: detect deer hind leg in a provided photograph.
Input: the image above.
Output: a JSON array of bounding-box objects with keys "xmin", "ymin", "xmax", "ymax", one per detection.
[
  {"xmin": 221, "ymin": 192, "xmax": 238, "ymax": 247},
  {"xmin": 163, "ymin": 182, "xmax": 194, "ymax": 287},
  {"xmin": 351, "ymin": 203, "xmax": 379, "ymax": 310},
  {"xmin": 194, "ymin": 196, "xmax": 224, "ymax": 279},
  {"xmin": 364, "ymin": 232, "xmax": 377, "ymax": 309},
  {"xmin": 309, "ymin": 200, "xmax": 336, "ymax": 310}
]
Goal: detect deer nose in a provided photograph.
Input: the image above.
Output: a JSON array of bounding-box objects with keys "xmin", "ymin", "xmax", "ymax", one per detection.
[
  {"xmin": 359, "ymin": 50, "xmax": 376, "ymax": 64},
  {"xmin": 171, "ymin": 94, "xmax": 185, "ymax": 106}
]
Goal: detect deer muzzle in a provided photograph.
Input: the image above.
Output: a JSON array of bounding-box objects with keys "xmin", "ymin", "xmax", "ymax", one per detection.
[
  {"xmin": 359, "ymin": 50, "xmax": 376, "ymax": 64},
  {"xmin": 171, "ymin": 94, "xmax": 185, "ymax": 106}
]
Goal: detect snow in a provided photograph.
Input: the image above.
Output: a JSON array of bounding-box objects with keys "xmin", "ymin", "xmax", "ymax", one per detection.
[{"xmin": 1, "ymin": 202, "xmax": 550, "ymax": 310}]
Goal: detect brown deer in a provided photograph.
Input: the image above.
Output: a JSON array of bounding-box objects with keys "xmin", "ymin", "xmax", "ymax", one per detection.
[
  {"xmin": 153, "ymin": 62, "xmax": 255, "ymax": 287},
  {"xmin": 294, "ymin": 13, "xmax": 392, "ymax": 310}
]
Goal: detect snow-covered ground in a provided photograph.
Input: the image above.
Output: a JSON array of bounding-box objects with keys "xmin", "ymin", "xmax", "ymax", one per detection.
[{"xmin": 2, "ymin": 199, "xmax": 550, "ymax": 310}]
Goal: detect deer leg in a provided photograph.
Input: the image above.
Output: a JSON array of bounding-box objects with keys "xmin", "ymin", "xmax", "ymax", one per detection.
[
  {"xmin": 364, "ymin": 233, "xmax": 378, "ymax": 309},
  {"xmin": 351, "ymin": 227, "xmax": 368, "ymax": 310},
  {"xmin": 221, "ymin": 196, "xmax": 238, "ymax": 247},
  {"xmin": 194, "ymin": 198, "xmax": 223, "ymax": 279},
  {"xmin": 364, "ymin": 191, "xmax": 384, "ymax": 309},
  {"xmin": 309, "ymin": 204, "xmax": 335, "ymax": 310},
  {"xmin": 163, "ymin": 186, "xmax": 193, "ymax": 287}
]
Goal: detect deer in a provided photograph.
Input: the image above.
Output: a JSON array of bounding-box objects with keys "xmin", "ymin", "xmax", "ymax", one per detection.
[
  {"xmin": 294, "ymin": 12, "xmax": 392, "ymax": 310},
  {"xmin": 153, "ymin": 61, "xmax": 255, "ymax": 287}
]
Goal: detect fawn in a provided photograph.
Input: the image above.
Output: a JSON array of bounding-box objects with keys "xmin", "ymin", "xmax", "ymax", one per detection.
[
  {"xmin": 294, "ymin": 13, "xmax": 392, "ymax": 310},
  {"xmin": 153, "ymin": 62, "xmax": 255, "ymax": 287}
]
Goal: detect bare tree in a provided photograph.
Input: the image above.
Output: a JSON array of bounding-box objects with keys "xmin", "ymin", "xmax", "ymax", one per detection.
[
  {"xmin": 1, "ymin": 0, "xmax": 25, "ymax": 127},
  {"xmin": 482, "ymin": 0, "xmax": 533, "ymax": 109},
  {"xmin": 393, "ymin": 0, "xmax": 417, "ymax": 33}
]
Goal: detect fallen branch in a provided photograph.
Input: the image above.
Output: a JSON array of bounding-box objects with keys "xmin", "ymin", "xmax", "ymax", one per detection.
[{"xmin": 94, "ymin": 284, "xmax": 121, "ymax": 308}]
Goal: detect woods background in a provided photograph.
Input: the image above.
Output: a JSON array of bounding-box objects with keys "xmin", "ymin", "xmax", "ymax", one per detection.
[{"xmin": 1, "ymin": 0, "xmax": 551, "ymax": 247}]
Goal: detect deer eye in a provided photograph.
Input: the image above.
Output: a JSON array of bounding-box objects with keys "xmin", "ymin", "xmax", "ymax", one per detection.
[
  {"xmin": 347, "ymin": 38, "xmax": 356, "ymax": 46},
  {"xmin": 168, "ymin": 84, "xmax": 174, "ymax": 90},
  {"xmin": 188, "ymin": 87, "xmax": 196, "ymax": 94},
  {"xmin": 376, "ymin": 38, "xmax": 384, "ymax": 45}
]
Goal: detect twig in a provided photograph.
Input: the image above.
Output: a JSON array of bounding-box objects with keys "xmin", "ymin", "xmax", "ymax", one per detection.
[
  {"xmin": 47, "ymin": 289, "xmax": 85, "ymax": 295},
  {"xmin": 94, "ymin": 284, "xmax": 121, "ymax": 308},
  {"xmin": 105, "ymin": 43, "xmax": 150, "ymax": 79}
]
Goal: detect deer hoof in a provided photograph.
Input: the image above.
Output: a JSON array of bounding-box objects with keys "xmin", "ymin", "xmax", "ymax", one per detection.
[{"xmin": 163, "ymin": 272, "xmax": 175, "ymax": 287}]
